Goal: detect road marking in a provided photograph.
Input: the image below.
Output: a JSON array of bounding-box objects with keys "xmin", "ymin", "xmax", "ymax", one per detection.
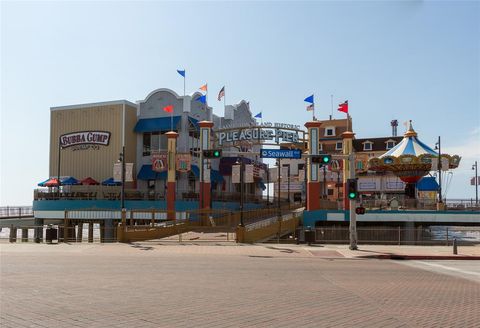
[{"xmin": 415, "ymin": 261, "xmax": 480, "ymax": 277}]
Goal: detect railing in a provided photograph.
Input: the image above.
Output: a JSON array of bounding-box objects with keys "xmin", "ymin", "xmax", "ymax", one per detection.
[
  {"xmin": 310, "ymin": 226, "xmax": 480, "ymax": 245},
  {"xmin": 0, "ymin": 206, "xmax": 33, "ymax": 218},
  {"xmin": 360, "ymin": 198, "xmax": 480, "ymax": 211}
]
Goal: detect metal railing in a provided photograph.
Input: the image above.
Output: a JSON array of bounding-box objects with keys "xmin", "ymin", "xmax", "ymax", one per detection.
[
  {"xmin": 360, "ymin": 198, "xmax": 480, "ymax": 211},
  {"xmin": 0, "ymin": 206, "xmax": 33, "ymax": 218},
  {"xmin": 310, "ymin": 226, "xmax": 480, "ymax": 245}
]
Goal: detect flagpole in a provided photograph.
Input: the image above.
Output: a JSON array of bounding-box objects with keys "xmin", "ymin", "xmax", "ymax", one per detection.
[
  {"xmin": 313, "ymin": 93, "xmax": 315, "ymax": 121},
  {"xmin": 330, "ymin": 94, "xmax": 334, "ymax": 119},
  {"xmin": 183, "ymin": 76, "xmax": 186, "ymax": 96},
  {"xmin": 171, "ymin": 108, "xmax": 173, "ymax": 131}
]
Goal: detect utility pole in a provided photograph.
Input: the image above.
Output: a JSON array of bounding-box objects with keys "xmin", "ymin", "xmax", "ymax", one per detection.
[
  {"xmin": 437, "ymin": 136, "xmax": 443, "ymax": 204},
  {"xmin": 348, "ymin": 153, "xmax": 358, "ymax": 250}
]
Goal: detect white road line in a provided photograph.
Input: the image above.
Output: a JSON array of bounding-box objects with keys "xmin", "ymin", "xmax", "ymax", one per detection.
[{"xmin": 415, "ymin": 261, "xmax": 480, "ymax": 277}]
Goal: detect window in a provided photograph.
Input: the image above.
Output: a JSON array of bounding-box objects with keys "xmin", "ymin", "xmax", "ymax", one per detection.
[
  {"xmin": 325, "ymin": 127, "xmax": 335, "ymax": 136},
  {"xmin": 356, "ymin": 161, "xmax": 364, "ymax": 170},
  {"xmin": 327, "ymin": 189, "xmax": 334, "ymax": 196},
  {"xmin": 298, "ymin": 163, "xmax": 305, "ymax": 170},
  {"xmin": 143, "ymin": 133, "xmax": 151, "ymax": 156},
  {"xmin": 386, "ymin": 141, "xmax": 395, "ymax": 149},
  {"xmin": 335, "ymin": 142, "xmax": 343, "ymax": 150},
  {"xmin": 363, "ymin": 142, "xmax": 373, "ymax": 151}
]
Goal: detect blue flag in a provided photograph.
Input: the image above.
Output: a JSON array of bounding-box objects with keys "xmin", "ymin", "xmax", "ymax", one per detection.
[
  {"xmin": 177, "ymin": 69, "xmax": 185, "ymax": 77},
  {"xmin": 304, "ymin": 95, "xmax": 314, "ymax": 104},
  {"xmin": 196, "ymin": 95, "xmax": 207, "ymax": 104},
  {"xmin": 254, "ymin": 112, "xmax": 262, "ymax": 119}
]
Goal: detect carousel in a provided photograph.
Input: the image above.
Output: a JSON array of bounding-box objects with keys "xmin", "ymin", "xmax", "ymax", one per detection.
[{"xmin": 368, "ymin": 121, "xmax": 461, "ymax": 199}]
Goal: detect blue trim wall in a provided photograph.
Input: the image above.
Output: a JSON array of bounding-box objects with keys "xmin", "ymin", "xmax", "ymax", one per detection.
[
  {"xmin": 303, "ymin": 209, "xmax": 480, "ymax": 227},
  {"xmin": 33, "ymin": 200, "xmax": 263, "ymax": 212}
]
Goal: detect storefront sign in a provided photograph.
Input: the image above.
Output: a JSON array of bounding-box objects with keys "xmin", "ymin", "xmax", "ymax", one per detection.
[
  {"xmin": 152, "ymin": 152, "xmax": 168, "ymax": 172},
  {"xmin": 176, "ymin": 153, "xmax": 191, "ymax": 172},
  {"xmin": 60, "ymin": 131, "xmax": 110, "ymax": 148},
  {"xmin": 260, "ymin": 148, "xmax": 302, "ymax": 159}
]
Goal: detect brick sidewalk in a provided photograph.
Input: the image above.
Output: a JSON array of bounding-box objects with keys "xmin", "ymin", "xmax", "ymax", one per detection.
[{"xmin": 1, "ymin": 243, "xmax": 479, "ymax": 327}]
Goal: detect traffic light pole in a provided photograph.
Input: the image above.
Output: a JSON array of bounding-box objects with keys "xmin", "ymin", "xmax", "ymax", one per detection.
[{"xmin": 348, "ymin": 153, "xmax": 358, "ymax": 250}]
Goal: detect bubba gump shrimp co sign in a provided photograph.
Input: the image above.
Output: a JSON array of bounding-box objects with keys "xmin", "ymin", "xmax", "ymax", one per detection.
[{"xmin": 60, "ymin": 131, "xmax": 111, "ymax": 148}]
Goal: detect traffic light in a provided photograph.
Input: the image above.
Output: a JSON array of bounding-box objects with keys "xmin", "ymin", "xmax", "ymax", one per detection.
[
  {"xmin": 203, "ymin": 149, "xmax": 222, "ymax": 158},
  {"xmin": 355, "ymin": 206, "xmax": 366, "ymax": 215},
  {"xmin": 347, "ymin": 178, "xmax": 358, "ymax": 200},
  {"xmin": 311, "ymin": 154, "xmax": 332, "ymax": 165}
]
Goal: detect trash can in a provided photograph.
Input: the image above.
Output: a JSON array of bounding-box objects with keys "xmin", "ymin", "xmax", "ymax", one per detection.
[
  {"xmin": 304, "ymin": 229, "xmax": 316, "ymax": 245},
  {"xmin": 45, "ymin": 226, "xmax": 58, "ymax": 244}
]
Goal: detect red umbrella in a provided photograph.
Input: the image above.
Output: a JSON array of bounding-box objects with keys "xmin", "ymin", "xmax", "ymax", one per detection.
[
  {"xmin": 81, "ymin": 177, "xmax": 100, "ymax": 185},
  {"xmin": 44, "ymin": 178, "xmax": 61, "ymax": 187}
]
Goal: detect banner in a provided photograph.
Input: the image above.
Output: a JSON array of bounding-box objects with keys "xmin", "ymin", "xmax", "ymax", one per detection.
[
  {"xmin": 269, "ymin": 167, "xmax": 278, "ymax": 182},
  {"xmin": 176, "ymin": 153, "xmax": 191, "ymax": 172},
  {"xmin": 232, "ymin": 165, "xmax": 240, "ymax": 183},
  {"xmin": 245, "ymin": 164, "xmax": 254, "ymax": 183},
  {"xmin": 113, "ymin": 163, "xmax": 134, "ymax": 182},
  {"xmin": 152, "ymin": 152, "xmax": 168, "ymax": 172}
]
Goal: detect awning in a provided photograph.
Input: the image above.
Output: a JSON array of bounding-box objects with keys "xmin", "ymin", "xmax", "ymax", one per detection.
[
  {"xmin": 37, "ymin": 178, "xmax": 50, "ymax": 187},
  {"xmin": 137, "ymin": 165, "xmax": 167, "ymax": 180},
  {"xmin": 61, "ymin": 177, "xmax": 80, "ymax": 185},
  {"xmin": 134, "ymin": 116, "xmax": 181, "ymax": 133},
  {"xmin": 102, "ymin": 177, "xmax": 122, "ymax": 186},
  {"xmin": 81, "ymin": 177, "xmax": 100, "ymax": 185}
]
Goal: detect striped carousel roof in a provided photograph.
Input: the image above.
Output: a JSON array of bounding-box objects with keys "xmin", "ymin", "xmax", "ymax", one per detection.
[{"xmin": 379, "ymin": 121, "xmax": 437, "ymax": 158}]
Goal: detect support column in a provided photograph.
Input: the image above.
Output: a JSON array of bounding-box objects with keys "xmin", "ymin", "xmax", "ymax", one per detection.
[
  {"xmin": 305, "ymin": 121, "xmax": 322, "ymax": 211},
  {"xmin": 342, "ymin": 131, "xmax": 355, "ymax": 210},
  {"xmin": 166, "ymin": 131, "xmax": 179, "ymax": 220},
  {"xmin": 199, "ymin": 121, "xmax": 214, "ymax": 210},
  {"xmin": 88, "ymin": 222, "xmax": 94, "ymax": 243}
]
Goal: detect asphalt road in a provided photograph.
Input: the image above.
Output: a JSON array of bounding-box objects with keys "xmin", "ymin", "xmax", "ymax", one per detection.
[{"xmin": 1, "ymin": 243, "xmax": 479, "ymax": 328}]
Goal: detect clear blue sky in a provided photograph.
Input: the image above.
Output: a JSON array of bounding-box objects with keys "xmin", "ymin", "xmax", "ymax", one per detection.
[{"xmin": 1, "ymin": 1, "xmax": 479, "ymax": 206}]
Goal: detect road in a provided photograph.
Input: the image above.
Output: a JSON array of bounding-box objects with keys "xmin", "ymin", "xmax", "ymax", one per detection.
[
  {"xmin": 399, "ymin": 260, "xmax": 480, "ymax": 283},
  {"xmin": 1, "ymin": 243, "xmax": 479, "ymax": 328}
]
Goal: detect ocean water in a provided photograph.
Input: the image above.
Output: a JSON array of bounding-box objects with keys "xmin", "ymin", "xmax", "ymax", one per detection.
[{"xmin": 430, "ymin": 226, "xmax": 480, "ymax": 242}]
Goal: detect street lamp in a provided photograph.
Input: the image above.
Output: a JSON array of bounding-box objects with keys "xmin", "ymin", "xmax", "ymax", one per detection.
[
  {"xmin": 276, "ymin": 159, "xmax": 281, "ymax": 218},
  {"xmin": 473, "ymin": 161, "xmax": 478, "ymax": 206},
  {"xmin": 435, "ymin": 136, "xmax": 443, "ymax": 204},
  {"xmin": 118, "ymin": 146, "xmax": 126, "ymax": 210},
  {"xmin": 236, "ymin": 157, "xmax": 245, "ymax": 227},
  {"xmin": 57, "ymin": 138, "xmax": 63, "ymax": 199}
]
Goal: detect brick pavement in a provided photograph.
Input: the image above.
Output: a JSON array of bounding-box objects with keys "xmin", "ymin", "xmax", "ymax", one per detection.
[{"xmin": 1, "ymin": 243, "xmax": 479, "ymax": 327}]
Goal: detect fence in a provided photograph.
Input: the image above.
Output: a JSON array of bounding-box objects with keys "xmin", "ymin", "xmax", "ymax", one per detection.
[
  {"xmin": 360, "ymin": 198, "xmax": 480, "ymax": 211},
  {"xmin": 0, "ymin": 206, "xmax": 33, "ymax": 218}
]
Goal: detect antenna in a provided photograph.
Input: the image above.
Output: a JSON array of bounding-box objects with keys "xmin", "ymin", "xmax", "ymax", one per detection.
[{"xmin": 391, "ymin": 119, "xmax": 398, "ymax": 137}]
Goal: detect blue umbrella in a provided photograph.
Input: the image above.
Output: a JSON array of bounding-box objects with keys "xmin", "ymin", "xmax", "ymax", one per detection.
[
  {"xmin": 37, "ymin": 178, "xmax": 50, "ymax": 187},
  {"xmin": 61, "ymin": 176, "xmax": 80, "ymax": 185},
  {"xmin": 102, "ymin": 177, "xmax": 122, "ymax": 186}
]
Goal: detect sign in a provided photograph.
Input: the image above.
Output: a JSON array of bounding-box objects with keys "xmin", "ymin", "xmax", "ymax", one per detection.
[
  {"xmin": 245, "ymin": 164, "xmax": 254, "ymax": 183},
  {"xmin": 113, "ymin": 163, "xmax": 134, "ymax": 182},
  {"xmin": 260, "ymin": 148, "xmax": 302, "ymax": 159},
  {"xmin": 216, "ymin": 125, "xmax": 301, "ymax": 145},
  {"xmin": 60, "ymin": 131, "xmax": 110, "ymax": 148},
  {"xmin": 152, "ymin": 152, "xmax": 167, "ymax": 172},
  {"xmin": 277, "ymin": 182, "xmax": 303, "ymax": 191},
  {"xmin": 471, "ymin": 176, "xmax": 480, "ymax": 186},
  {"xmin": 176, "ymin": 153, "xmax": 191, "ymax": 172},
  {"xmin": 269, "ymin": 167, "xmax": 278, "ymax": 182},
  {"xmin": 298, "ymin": 169, "xmax": 305, "ymax": 182}
]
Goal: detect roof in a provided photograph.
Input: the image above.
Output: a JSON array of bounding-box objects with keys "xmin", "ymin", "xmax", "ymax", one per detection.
[
  {"xmin": 51, "ymin": 100, "xmax": 137, "ymax": 111},
  {"xmin": 353, "ymin": 137, "xmax": 403, "ymax": 152}
]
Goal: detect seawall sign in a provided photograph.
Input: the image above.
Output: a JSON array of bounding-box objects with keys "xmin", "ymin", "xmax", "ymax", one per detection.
[{"xmin": 260, "ymin": 148, "xmax": 302, "ymax": 159}]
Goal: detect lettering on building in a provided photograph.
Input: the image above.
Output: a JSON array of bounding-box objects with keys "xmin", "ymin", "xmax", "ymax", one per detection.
[{"xmin": 60, "ymin": 131, "xmax": 111, "ymax": 148}]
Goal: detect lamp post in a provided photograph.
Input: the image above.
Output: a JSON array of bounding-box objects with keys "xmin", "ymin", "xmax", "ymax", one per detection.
[
  {"xmin": 236, "ymin": 157, "xmax": 245, "ymax": 227},
  {"xmin": 57, "ymin": 138, "xmax": 62, "ymax": 199},
  {"xmin": 435, "ymin": 136, "xmax": 443, "ymax": 204},
  {"xmin": 277, "ymin": 159, "xmax": 281, "ymax": 217},
  {"xmin": 266, "ymin": 163, "xmax": 270, "ymax": 206},
  {"xmin": 473, "ymin": 161, "xmax": 478, "ymax": 206},
  {"xmin": 119, "ymin": 146, "xmax": 126, "ymax": 210}
]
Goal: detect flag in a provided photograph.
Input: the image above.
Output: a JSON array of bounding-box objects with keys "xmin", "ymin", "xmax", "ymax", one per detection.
[
  {"xmin": 306, "ymin": 104, "xmax": 314, "ymax": 111},
  {"xmin": 338, "ymin": 100, "xmax": 348, "ymax": 113},
  {"xmin": 304, "ymin": 95, "xmax": 314, "ymax": 104},
  {"xmin": 163, "ymin": 105, "xmax": 174, "ymax": 113},
  {"xmin": 254, "ymin": 112, "xmax": 262, "ymax": 119},
  {"xmin": 196, "ymin": 95, "xmax": 207, "ymax": 104},
  {"xmin": 199, "ymin": 84, "xmax": 207, "ymax": 92},
  {"xmin": 217, "ymin": 86, "xmax": 225, "ymax": 101},
  {"xmin": 177, "ymin": 69, "xmax": 185, "ymax": 77}
]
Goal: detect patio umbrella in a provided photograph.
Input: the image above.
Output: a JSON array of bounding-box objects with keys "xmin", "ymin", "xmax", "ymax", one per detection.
[
  {"xmin": 44, "ymin": 178, "xmax": 61, "ymax": 187},
  {"xmin": 81, "ymin": 177, "xmax": 100, "ymax": 185},
  {"xmin": 37, "ymin": 178, "xmax": 50, "ymax": 187},
  {"xmin": 101, "ymin": 177, "xmax": 121, "ymax": 186},
  {"xmin": 61, "ymin": 176, "xmax": 80, "ymax": 185}
]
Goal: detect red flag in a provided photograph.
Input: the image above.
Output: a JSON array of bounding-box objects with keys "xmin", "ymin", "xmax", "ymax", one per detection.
[
  {"xmin": 338, "ymin": 100, "xmax": 348, "ymax": 113},
  {"xmin": 163, "ymin": 105, "xmax": 174, "ymax": 113}
]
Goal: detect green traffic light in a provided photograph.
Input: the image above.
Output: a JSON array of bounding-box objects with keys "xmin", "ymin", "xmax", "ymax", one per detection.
[
  {"xmin": 323, "ymin": 156, "xmax": 330, "ymax": 163},
  {"xmin": 214, "ymin": 150, "xmax": 220, "ymax": 157},
  {"xmin": 348, "ymin": 192, "xmax": 356, "ymax": 199}
]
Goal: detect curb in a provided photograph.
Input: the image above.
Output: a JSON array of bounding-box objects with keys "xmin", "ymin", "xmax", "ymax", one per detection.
[{"xmin": 359, "ymin": 254, "xmax": 480, "ymax": 260}]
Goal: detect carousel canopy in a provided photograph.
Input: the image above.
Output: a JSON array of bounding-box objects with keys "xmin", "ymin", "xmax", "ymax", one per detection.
[{"xmin": 380, "ymin": 121, "xmax": 437, "ymax": 158}]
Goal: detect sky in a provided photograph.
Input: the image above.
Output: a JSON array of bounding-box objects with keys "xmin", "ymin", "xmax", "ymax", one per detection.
[{"xmin": 1, "ymin": 1, "xmax": 479, "ymax": 206}]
